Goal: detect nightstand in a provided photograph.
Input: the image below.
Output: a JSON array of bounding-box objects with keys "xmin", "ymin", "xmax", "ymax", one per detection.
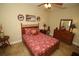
[{"xmin": 0, "ymin": 36, "xmax": 10, "ymax": 48}]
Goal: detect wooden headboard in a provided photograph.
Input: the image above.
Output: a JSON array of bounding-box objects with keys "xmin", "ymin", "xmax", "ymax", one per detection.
[
  {"xmin": 21, "ymin": 23, "xmax": 39, "ymax": 28},
  {"xmin": 21, "ymin": 23, "xmax": 39, "ymax": 34}
]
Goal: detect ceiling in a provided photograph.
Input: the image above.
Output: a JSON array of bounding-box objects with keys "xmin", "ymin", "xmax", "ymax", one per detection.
[{"xmin": 31, "ymin": 3, "xmax": 79, "ymax": 7}]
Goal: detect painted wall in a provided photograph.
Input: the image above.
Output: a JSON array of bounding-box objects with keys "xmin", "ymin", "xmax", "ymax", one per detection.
[
  {"xmin": 46, "ymin": 4, "xmax": 79, "ymax": 46},
  {"xmin": 0, "ymin": 3, "xmax": 48, "ymax": 44},
  {"xmin": 0, "ymin": 3, "xmax": 79, "ymax": 46}
]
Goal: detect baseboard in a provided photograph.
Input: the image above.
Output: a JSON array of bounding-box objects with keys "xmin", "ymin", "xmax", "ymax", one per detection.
[
  {"xmin": 10, "ymin": 40, "xmax": 22, "ymax": 45},
  {"xmin": 72, "ymin": 42, "xmax": 79, "ymax": 47}
]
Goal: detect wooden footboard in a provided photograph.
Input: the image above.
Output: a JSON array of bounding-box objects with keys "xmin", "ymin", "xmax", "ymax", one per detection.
[{"xmin": 42, "ymin": 41, "xmax": 60, "ymax": 56}]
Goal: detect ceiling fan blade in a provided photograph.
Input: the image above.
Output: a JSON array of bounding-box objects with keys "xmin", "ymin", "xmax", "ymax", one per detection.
[
  {"xmin": 38, "ymin": 3, "xmax": 45, "ymax": 7},
  {"xmin": 53, "ymin": 3, "xmax": 66, "ymax": 9},
  {"xmin": 54, "ymin": 3, "xmax": 63, "ymax": 6},
  {"xmin": 53, "ymin": 3, "xmax": 63, "ymax": 7}
]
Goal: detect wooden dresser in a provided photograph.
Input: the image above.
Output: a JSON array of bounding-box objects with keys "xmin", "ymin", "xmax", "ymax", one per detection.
[{"xmin": 53, "ymin": 28, "xmax": 75, "ymax": 44}]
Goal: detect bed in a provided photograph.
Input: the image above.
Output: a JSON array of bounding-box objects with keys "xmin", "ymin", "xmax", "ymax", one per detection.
[{"xmin": 21, "ymin": 23, "xmax": 59, "ymax": 56}]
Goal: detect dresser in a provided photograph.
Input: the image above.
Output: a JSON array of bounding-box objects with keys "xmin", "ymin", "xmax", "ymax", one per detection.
[{"xmin": 53, "ymin": 28, "xmax": 75, "ymax": 44}]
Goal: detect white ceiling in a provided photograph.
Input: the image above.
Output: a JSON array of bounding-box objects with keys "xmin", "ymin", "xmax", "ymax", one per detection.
[
  {"xmin": 28, "ymin": 3, "xmax": 79, "ymax": 9},
  {"xmin": 31, "ymin": 3, "xmax": 79, "ymax": 6}
]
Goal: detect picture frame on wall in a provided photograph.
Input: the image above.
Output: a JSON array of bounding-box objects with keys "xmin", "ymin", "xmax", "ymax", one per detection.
[
  {"xmin": 26, "ymin": 15, "xmax": 37, "ymax": 22},
  {"xmin": 17, "ymin": 14, "xmax": 24, "ymax": 21}
]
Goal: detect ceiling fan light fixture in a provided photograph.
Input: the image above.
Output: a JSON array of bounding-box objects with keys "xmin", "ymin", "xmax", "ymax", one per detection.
[
  {"xmin": 44, "ymin": 3, "xmax": 51, "ymax": 9},
  {"xmin": 44, "ymin": 4, "xmax": 48, "ymax": 8},
  {"xmin": 48, "ymin": 3, "xmax": 51, "ymax": 8},
  {"xmin": 38, "ymin": 3, "xmax": 64, "ymax": 9}
]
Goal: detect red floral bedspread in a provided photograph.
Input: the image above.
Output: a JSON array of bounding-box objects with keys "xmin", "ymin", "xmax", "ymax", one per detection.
[{"xmin": 23, "ymin": 32, "xmax": 59, "ymax": 56}]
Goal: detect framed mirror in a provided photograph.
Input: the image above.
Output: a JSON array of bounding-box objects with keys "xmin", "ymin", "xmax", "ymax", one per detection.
[{"xmin": 59, "ymin": 19, "xmax": 73, "ymax": 31}]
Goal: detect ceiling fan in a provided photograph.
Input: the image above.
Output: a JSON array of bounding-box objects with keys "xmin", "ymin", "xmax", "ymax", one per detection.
[{"xmin": 38, "ymin": 3, "xmax": 64, "ymax": 9}]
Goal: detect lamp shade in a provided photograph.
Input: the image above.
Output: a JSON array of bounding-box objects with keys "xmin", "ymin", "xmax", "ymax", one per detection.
[
  {"xmin": 43, "ymin": 24, "xmax": 46, "ymax": 27},
  {"xmin": 37, "ymin": 16, "xmax": 40, "ymax": 21}
]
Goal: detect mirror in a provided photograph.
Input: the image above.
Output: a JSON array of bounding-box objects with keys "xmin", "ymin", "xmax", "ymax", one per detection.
[{"xmin": 60, "ymin": 19, "xmax": 73, "ymax": 31}]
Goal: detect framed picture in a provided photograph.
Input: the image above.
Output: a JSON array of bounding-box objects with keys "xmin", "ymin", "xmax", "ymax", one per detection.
[
  {"xmin": 17, "ymin": 14, "xmax": 24, "ymax": 21},
  {"xmin": 26, "ymin": 15, "xmax": 37, "ymax": 22}
]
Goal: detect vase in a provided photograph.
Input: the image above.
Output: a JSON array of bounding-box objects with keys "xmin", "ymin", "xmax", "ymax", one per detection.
[{"xmin": 0, "ymin": 32, "xmax": 4, "ymax": 38}]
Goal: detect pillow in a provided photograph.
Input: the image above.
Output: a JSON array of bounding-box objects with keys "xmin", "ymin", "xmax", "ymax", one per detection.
[
  {"xmin": 25, "ymin": 27, "xmax": 39, "ymax": 35},
  {"xmin": 25, "ymin": 28, "xmax": 31, "ymax": 35},
  {"xmin": 31, "ymin": 29, "xmax": 38, "ymax": 35}
]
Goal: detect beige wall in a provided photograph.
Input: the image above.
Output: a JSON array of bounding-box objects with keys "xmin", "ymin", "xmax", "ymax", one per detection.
[
  {"xmin": 46, "ymin": 4, "xmax": 79, "ymax": 46},
  {"xmin": 0, "ymin": 3, "xmax": 48, "ymax": 44},
  {"xmin": 0, "ymin": 3, "xmax": 79, "ymax": 46}
]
